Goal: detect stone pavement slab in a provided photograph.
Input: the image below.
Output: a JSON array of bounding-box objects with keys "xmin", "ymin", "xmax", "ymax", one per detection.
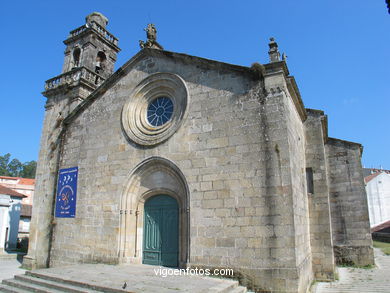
[
  {"xmin": 313, "ymin": 248, "xmax": 390, "ymax": 293},
  {"xmin": 0, "ymin": 258, "xmax": 25, "ymax": 282},
  {"xmin": 20, "ymin": 263, "xmax": 244, "ymax": 292}
]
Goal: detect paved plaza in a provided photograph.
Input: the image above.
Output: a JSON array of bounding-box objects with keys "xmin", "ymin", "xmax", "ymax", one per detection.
[
  {"xmin": 0, "ymin": 248, "xmax": 389, "ymax": 292},
  {"xmin": 314, "ymin": 248, "xmax": 390, "ymax": 293},
  {"xmin": 0, "ymin": 255, "xmax": 25, "ymax": 282}
]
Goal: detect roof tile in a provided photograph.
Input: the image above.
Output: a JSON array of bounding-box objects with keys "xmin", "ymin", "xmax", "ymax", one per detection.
[{"xmin": 0, "ymin": 184, "xmax": 26, "ymax": 198}]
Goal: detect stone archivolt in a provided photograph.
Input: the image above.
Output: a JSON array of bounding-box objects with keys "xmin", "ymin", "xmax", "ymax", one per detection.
[{"xmin": 118, "ymin": 157, "xmax": 189, "ymax": 267}]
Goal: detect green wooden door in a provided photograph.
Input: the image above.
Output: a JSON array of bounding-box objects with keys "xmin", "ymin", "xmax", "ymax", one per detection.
[{"xmin": 143, "ymin": 195, "xmax": 179, "ymax": 267}]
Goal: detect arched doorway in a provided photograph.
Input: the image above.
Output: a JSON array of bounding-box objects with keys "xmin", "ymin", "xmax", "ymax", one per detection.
[
  {"xmin": 119, "ymin": 157, "xmax": 189, "ymax": 268},
  {"xmin": 143, "ymin": 195, "xmax": 179, "ymax": 267}
]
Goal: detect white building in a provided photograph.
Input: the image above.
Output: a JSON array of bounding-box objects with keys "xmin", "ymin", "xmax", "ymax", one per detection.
[
  {"xmin": 0, "ymin": 176, "xmax": 35, "ymax": 244},
  {"xmin": 0, "ymin": 176, "xmax": 35, "ymax": 205},
  {"xmin": 365, "ymin": 170, "xmax": 390, "ymax": 228},
  {"xmin": 0, "ymin": 185, "xmax": 26, "ymax": 252}
]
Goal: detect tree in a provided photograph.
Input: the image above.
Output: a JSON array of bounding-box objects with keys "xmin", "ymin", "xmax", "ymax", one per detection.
[
  {"xmin": 0, "ymin": 153, "xmax": 11, "ymax": 176},
  {"xmin": 20, "ymin": 161, "xmax": 37, "ymax": 179},
  {"xmin": 8, "ymin": 158, "xmax": 23, "ymax": 177},
  {"xmin": 0, "ymin": 153, "xmax": 37, "ymax": 178}
]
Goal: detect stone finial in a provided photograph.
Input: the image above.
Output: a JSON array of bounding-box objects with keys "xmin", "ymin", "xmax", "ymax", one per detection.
[
  {"xmin": 145, "ymin": 23, "xmax": 157, "ymax": 43},
  {"xmin": 86, "ymin": 12, "xmax": 108, "ymax": 28},
  {"xmin": 268, "ymin": 37, "xmax": 281, "ymax": 62},
  {"xmin": 139, "ymin": 24, "xmax": 164, "ymax": 50}
]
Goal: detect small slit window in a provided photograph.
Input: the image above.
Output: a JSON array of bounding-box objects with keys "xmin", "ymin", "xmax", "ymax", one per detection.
[
  {"xmin": 95, "ymin": 51, "xmax": 106, "ymax": 74},
  {"xmin": 73, "ymin": 48, "xmax": 81, "ymax": 68},
  {"xmin": 306, "ymin": 167, "xmax": 314, "ymax": 194}
]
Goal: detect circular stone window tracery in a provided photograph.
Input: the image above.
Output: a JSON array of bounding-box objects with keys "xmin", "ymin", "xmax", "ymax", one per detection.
[
  {"xmin": 121, "ymin": 73, "xmax": 188, "ymax": 146},
  {"xmin": 147, "ymin": 97, "xmax": 174, "ymax": 127}
]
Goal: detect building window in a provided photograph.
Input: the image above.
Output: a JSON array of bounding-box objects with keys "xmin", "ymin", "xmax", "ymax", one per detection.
[
  {"xmin": 95, "ymin": 51, "xmax": 106, "ymax": 74},
  {"xmin": 306, "ymin": 168, "xmax": 314, "ymax": 194},
  {"xmin": 73, "ymin": 48, "xmax": 81, "ymax": 68},
  {"xmin": 121, "ymin": 72, "xmax": 188, "ymax": 146},
  {"xmin": 147, "ymin": 97, "xmax": 174, "ymax": 127}
]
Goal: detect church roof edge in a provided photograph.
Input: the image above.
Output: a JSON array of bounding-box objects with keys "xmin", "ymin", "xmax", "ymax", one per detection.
[
  {"xmin": 62, "ymin": 48, "xmax": 307, "ymax": 129},
  {"xmin": 327, "ymin": 137, "xmax": 364, "ymax": 156},
  {"xmin": 63, "ymin": 48, "xmax": 263, "ymax": 126}
]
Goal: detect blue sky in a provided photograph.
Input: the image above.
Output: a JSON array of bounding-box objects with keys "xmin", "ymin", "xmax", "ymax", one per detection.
[{"xmin": 0, "ymin": 0, "xmax": 389, "ymax": 169}]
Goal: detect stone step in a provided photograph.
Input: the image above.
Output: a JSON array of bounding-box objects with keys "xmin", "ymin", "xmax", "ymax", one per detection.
[
  {"xmin": 1, "ymin": 265, "xmax": 248, "ymax": 293},
  {"xmin": 25, "ymin": 271, "xmax": 123, "ymax": 293},
  {"xmin": 0, "ymin": 283, "xmax": 30, "ymax": 293},
  {"xmin": 25, "ymin": 269, "xmax": 244, "ymax": 293},
  {"xmin": 2, "ymin": 278, "xmax": 65, "ymax": 293},
  {"xmin": 208, "ymin": 279, "xmax": 239, "ymax": 293},
  {"xmin": 0, "ymin": 279, "xmax": 247, "ymax": 293},
  {"xmin": 14, "ymin": 275, "xmax": 97, "ymax": 293},
  {"xmin": 229, "ymin": 286, "xmax": 247, "ymax": 293},
  {"xmin": 314, "ymin": 248, "xmax": 390, "ymax": 293}
]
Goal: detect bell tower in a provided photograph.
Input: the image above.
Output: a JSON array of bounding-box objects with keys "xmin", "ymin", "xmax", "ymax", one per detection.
[
  {"xmin": 23, "ymin": 12, "xmax": 120, "ymax": 270},
  {"xmin": 62, "ymin": 12, "xmax": 120, "ymax": 79},
  {"xmin": 44, "ymin": 12, "xmax": 120, "ymax": 112}
]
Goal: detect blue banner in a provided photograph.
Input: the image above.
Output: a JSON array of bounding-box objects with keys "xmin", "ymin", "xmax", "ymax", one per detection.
[{"xmin": 55, "ymin": 167, "xmax": 78, "ymax": 218}]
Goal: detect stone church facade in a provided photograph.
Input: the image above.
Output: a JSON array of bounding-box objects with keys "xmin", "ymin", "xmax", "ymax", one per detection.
[{"xmin": 24, "ymin": 12, "xmax": 374, "ymax": 293}]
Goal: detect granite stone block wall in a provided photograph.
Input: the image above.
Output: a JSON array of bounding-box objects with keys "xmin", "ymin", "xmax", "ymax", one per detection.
[
  {"xmin": 326, "ymin": 138, "xmax": 374, "ymax": 266},
  {"xmin": 304, "ymin": 110, "xmax": 335, "ymax": 280},
  {"xmin": 43, "ymin": 54, "xmax": 315, "ymax": 292}
]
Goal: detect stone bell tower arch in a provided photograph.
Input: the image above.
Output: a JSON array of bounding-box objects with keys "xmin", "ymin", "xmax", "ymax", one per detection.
[{"xmin": 23, "ymin": 12, "xmax": 120, "ymax": 270}]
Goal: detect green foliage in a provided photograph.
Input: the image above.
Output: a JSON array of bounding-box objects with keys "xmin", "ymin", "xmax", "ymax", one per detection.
[
  {"xmin": 373, "ymin": 240, "xmax": 390, "ymax": 255},
  {"xmin": 0, "ymin": 153, "xmax": 11, "ymax": 175},
  {"xmin": 8, "ymin": 158, "xmax": 23, "ymax": 176},
  {"xmin": 338, "ymin": 263, "xmax": 374, "ymax": 269},
  {"xmin": 0, "ymin": 153, "xmax": 37, "ymax": 178},
  {"xmin": 20, "ymin": 161, "xmax": 37, "ymax": 178}
]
